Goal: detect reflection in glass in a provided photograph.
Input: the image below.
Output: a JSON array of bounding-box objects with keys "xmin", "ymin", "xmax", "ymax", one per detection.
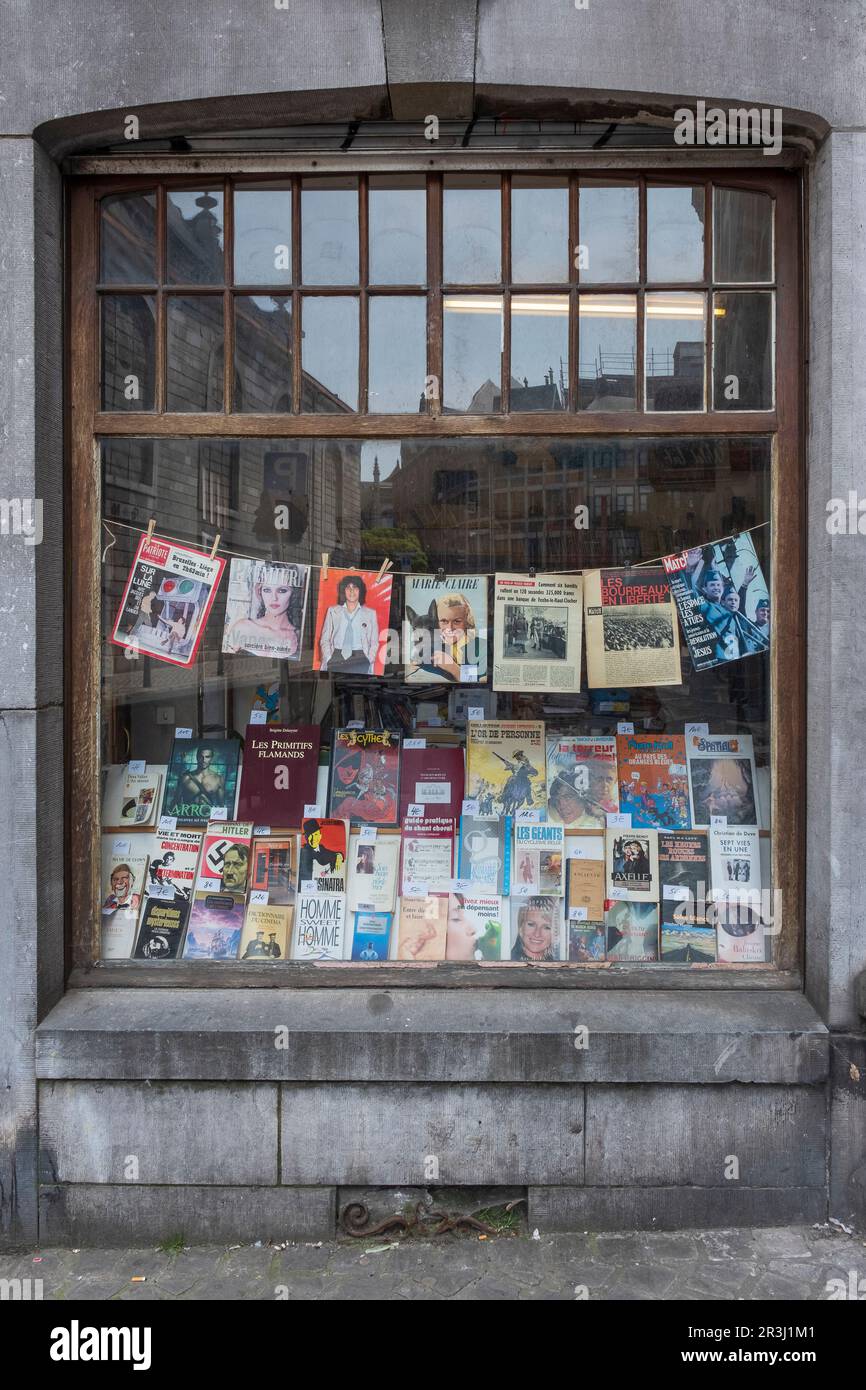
[
  {"xmin": 166, "ymin": 190, "xmax": 225, "ymax": 285},
  {"xmin": 235, "ymin": 297, "xmax": 292, "ymax": 412},
  {"xmin": 101, "ymin": 296, "xmax": 156, "ymax": 410},
  {"xmin": 369, "ymin": 297, "xmax": 427, "ymax": 412},
  {"xmin": 713, "ymin": 292, "xmax": 774, "ymax": 410},
  {"xmin": 578, "ymin": 296, "xmax": 636, "ymax": 410},
  {"xmin": 234, "ymin": 187, "xmax": 292, "ymax": 285},
  {"xmin": 443, "ymin": 295, "xmax": 503, "ymax": 411},
  {"xmin": 510, "ymin": 297, "xmax": 568, "ymax": 410},
  {"xmin": 443, "ymin": 175, "xmax": 501, "ymax": 284},
  {"xmin": 645, "ymin": 292, "xmax": 705, "ymax": 411},
  {"xmin": 100, "ymin": 193, "xmax": 157, "ymax": 283},
  {"xmin": 369, "ymin": 176, "xmax": 426, "ymax": 284},
  {"xmin": 647, "ymin": 187, "xmax": 704, "ymax": 282},
  {"xmin": 579, "ymin": 184, "xmax": 638, "ymax": 283},
  {"xmin": 166, "ymin": 297, "xmax": 224, "ymax": 411},
  {"xmin": 714, "ymin": 188, "xmax": 774, "ymax": 283},
  {"xmin": 301, "ymin": 178, "xmax": 358, "ymax": 284},
  {"xmin": 512, "ymin": 177, "xmax": 568, "ymax": 283},
  {"xmin": 301, "ymin": 296, "xmax": 359, "ymax": 412}
]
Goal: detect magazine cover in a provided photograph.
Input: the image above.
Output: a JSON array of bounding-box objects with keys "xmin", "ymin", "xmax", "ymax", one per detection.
[
  {"xmin": 221, "ymin": 557, "xmax": 310, "ymax": 660},
  {"xmin": 182, "ymin": 893, "xmax": 245, "ymax": 959},
  {"xmin": 456, "ymin": 815, "xmax": 512, "ymax": 895},
  {"xmin": 686, "ymin": 733, "xmax": 760, "ymax": 828},
  {"xmin": 605, "ymin": 828, "xmax": 660, "ymax": 902},
  {"xmin": 142, "ymin": 828, "xmax": 203, "ymax": 903},
  {"xmin": 328, "ymin": 729, "xmax": 401, "ymax": 826},
  {"xmin": 395, "ymin": 894, "xmax": 449, "ymax": 961},
  {"xmin": 347, "ymin": 833, "xmax": 400, "ymax": 913},
  {"xmin": 193, "ymin": 822, "xmax": 254, "ymax": 895},
  {"xmin": 546, "ymin": 737, "xmax": 618, "ymax": 829},
  {"xmin": 238, "ymin": 902, "xmax": 292, "ymax": 960},
  {"xmin": 465, "ymin": 720, "xmax": 546, "ymax": 817},
  {"xmin": 662, "ymin": 533, "xmax": 770, "ymax": 672},
  {"xmin": 312, "ymin": 567, "xmax": 393, "ymax": 676},
  {"xmin": 566, "ymin": 852, "xmax": 606, "ymax": 924},
  {"xmin": 298, "ymin": 817, "xmax": 348, "ymax": 893},
  {"xmin": 133, "ymin": 897, "xmax": 188, "ymax": 960},
  {"xmin": 446, "ymin": 892, "xmax": 504, "ymax": 962},
  {"xmin": 349, "ymin": 910, "xmax": 393, "ymax": 961},
  {"xmin": 400, "ymin": 813, "xmax": 455, "ymax": 895},
  {"xmin": 616, "ymin": 734, "xmax": 690, "ymax": 830},
  {"xmin": 513, "ymin": 822, "xmax": 565, "ymax": 897},
  {"xmin": 249, "ymin": 833, "xmax": 297, "ymax": 906},
  {"xmin": 492, "ymin": 573, "xmax": 582, "ymax": 693},
  {"xmin": 398, "ymin": 745, "xmax": 465, "ymax": 821},
  {"xmin": 292, "ymin": 893, "xmax": 348, "ymax": 961},
  {"xmin": 161, "ymin": 736, "xmax": 242, "ymax": 827},
  {"xmin": 568, "ymin": 921, "xmax": 607, "ymax": 962},
  {"xmin": 403, "ymin": 575, "xmax": 488, "ymax": 684},
  {"xmin": 509, "ymin": 895, "xmax": 563, "ymax": 962},
  {"xmin": 102, "ymin": 765, "xmax": 165, "ymax": 829},
  {"xmin": 658, "ymin": 830, "xmax": 709, "ymax": 926},
  {"xmin": 605, "ymin": 900, "xmax": 660, "ymax": 961},
  {"xmin": 100, "ymin": 840, "xmax": 148, "ymax": 959},
  {"xmin": 110, "ymin": 532, "xmax": 226, "ymax": 668},
  {"xmin": 583, "ymin": 567, "xmax": 682, "ymax": 689},
  {"xmin": 236, "ymin": 724, "xmax": 320, "ymax": 824}
]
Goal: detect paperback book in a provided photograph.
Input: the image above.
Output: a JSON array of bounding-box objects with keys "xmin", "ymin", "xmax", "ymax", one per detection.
[
  {"xmin": 566, "ymin": 850, "xmax": 606, "ymax": 924},
  {"xmin": 568, "ymin": 921, "xmax": 607, "ymax": 962},
  {"xmin": 347, "ymin": 832, "xmax": 400, "ymax": 913},
  {"xmin": 400, "ymin": 813, "xmax": 455, "ymax": 896},
  {"xmin": 513, "ymin": 822, "xmax": 565, "ymax": 897},
  {"xmin": 395, "ymin": 894, "xmax": 449, "ymax": 961},
  {"xmin": 236, "ymin": 725, "xmax": 320, "ymax": 824},
  {"xmin": 446, "ymin": 892, "xmax": 504, "ymax": 962},
  {"xmin": 398, "ymin": 744, "xmax": 465, "ymax": 822},
  {"xmin": 161, "ymin": 736, "xmax": 242, "ymax": 827},
  {"xmin": 298, "ymin": 817, "xmax": 348, "ymax": 893},
  {"xmin": 142, "ymin": 828, "xmax": 203, "ymax": 904},
  {"xmin": 509, "ymin": 895, "xmax": 563, "ymax": 962},
  {"xmin": 605, "ymin": 901, "xmax": 660, "ymax": 961},
  {"xmin": 249, "ymin": 833, "xmax": 297, "ymax": 906},
  {"xmin": 328, "ymin": 729, "xmax": 401, "ymax": 826},
  {"xmin": 102, "ymin": 764, "xmax": 164, "ymax": 829},
  {"xmin": 349, "ymin": 910, "xmax": 393, "ymax": 961},
  {"xmin": 133, "ymin": 897, "xmax": 188, "ymax": 960},
  {"xmin": 456, "ymin": 815, "xmax": 512, "ymax": 895},
  {"xmin": 686, "ymin": 733, "xmax": 760, "ymax": 828},
  {"xmin": 616, "ymin": 734, "xmax": 690, "ymax": 830},
  {"xmin": 465, "ymin": 720, "xmax": 546, "ymax": 818},
  {"xmin": 546, "ymin": 737, "xmax": 618, "ymax": 829},
  {"xmin": 292, "ymin": 893, "xmax": 348, "ymax": 961},
  {"xmin": 605, "ymin": 828, "xmax": 660, "ymax": 902},
  {"xmin": 100, "ymin": 839, "xmax": 148, "ymax": 959},
  {"xmin": 238, "ymin": 902, "xmax": 292, "ymax": 960}
]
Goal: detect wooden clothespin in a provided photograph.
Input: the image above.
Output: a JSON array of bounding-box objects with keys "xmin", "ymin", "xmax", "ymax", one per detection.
[
  {"xmin": 374, "ymin": 556, "xmax": 393, "ymax": 585},
  {"xmin": 210, "ymin": 532, "xmax": 221, "ymax": 559},
  {"xmin": 321, "ymin": 552, "xmax": 330, "ymax": 580},
  {"xmin": 436, "ymin": 567, "xmax": 445, "ymax": 582},
  {"xmin": 101, "ymin": 522, "xmax": 117, "ymax": 565},
  {"xmin": 146, "ymin": 518, "xmax": 156, "ymax": 543},
  {"xmin": 529, "ymin": 566, "xmax": 537, "ymax": 580}
]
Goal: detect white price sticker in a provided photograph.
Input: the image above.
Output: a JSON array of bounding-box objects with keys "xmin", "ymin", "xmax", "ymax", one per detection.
[
  {"xmin": 210, "ymin": 806, "xmax": 228, "ymax": 821},
  {"xmin": 467, "ymin": 707, "xmax": 485, "ymax": 722},
  {"xmin": 127, "ymin": 760, "xmax": 146, "ymax": 775},
  {"xmin": 402, "ymin": 882, "xmax": 429, "ymax": 898},
  {"xmin": 158, "ymin": 815, "xmax": 177, "ymax": 833},
  {"xmin": 404, "ymin": 738, "xmax": 426, "ymax": 750},
  {"xmin": 686, "ymin": 722, "xmax": 710, "ymax": 738},
  {"xmin": 459, "ymin": 665, "xmax": 479, "ymax": 683},
  {"xmin": 408, "ymin": 803, "xmax": 425, "ymax": 818},
  {"xmin": 253, "ymin": 825, "xmax": 271, "ymax": 837},
  {"xmin": 617, "ymin": 721, "xmax": 635, "ymax": 735},
  {"xmin": 347, "ymin": 720, "xmax": 364, "ymax": 730},
  {"xmin": 303, "ymin": 804, "xmax": 323, "ymax": 818},
  {"xmin": 569, "ymin": 906, "xmax": 589, "ymax": 922},
  {"xmin": 608, "ymin": 886, "xmax": 628, "ymax": 900},
  {"xmin": 299, "ymin": 879, "xmax": 317, "ymax": 896},
  {"xmin": 175, "ymin": 727, "xmax": 193, "ymax": 739},
  {"xmin": 249, "ymin": 709, "xmax": 267, "ymax": 725},
  {"xmin": 450, "ymin": 878, "xmax": 472, "ymax": 894},
  {"xmin": 606, "ymin": 812, "xmax": 632, "ymax": 829},
  {"xmin": 710, "ymin": 815, "xmax": 728, "ymax": 828},
  {"xmin": 112, "ymin": 838, "xmax": 131, "ymax": 854},
  {"xmin": 461, "ymin": 799, "xmax": 480, "ymax": 817},
  {"xmin": 358, "ymin": 825, "xmax": 377, "ymax": 843},
  {"xmin": 516, "ymin": 807, "xmax": 542, "ymax": 822},
  {"xmin": 249, "ymin": 890, "xmax": 269, "ymax": 906}
]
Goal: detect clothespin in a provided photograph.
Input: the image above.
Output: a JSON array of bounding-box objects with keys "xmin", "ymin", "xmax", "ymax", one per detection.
[
  {"xmin": 146, "ymin": 518, "xmax": 156, "ymax": 543},
  {"xmin": 209, "ymin": 532, "xmax": 221, "ymax": 560},
  {"xmin": 529, "ymin": 566, "xmax": 537, "ymax": 580},
  {"xmin": 374, "ymin": 556, "xmax": 393, "ymax": 585},
  {"xmin": 321, "ymin": 552, "xmax": 329, "ymax": 580},
  {"xmin": 436, "ymin": 567, "xmax": 445, "ymax": 582}
]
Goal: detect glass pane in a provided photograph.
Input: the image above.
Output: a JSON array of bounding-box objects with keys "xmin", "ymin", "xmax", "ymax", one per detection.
[
  {"xmin": 100, "ymin": 295, "xmax": 156, "ymax": 410},
  {"xmin": 235, "ymin": 296, "xmax": 293, "ymax": 412},
  {"xmin": 443, "ymin": 295, "xmax": 502, "ymax": 411},
  {"xmin": 645, "ymin": 292, "xmax": 705, "ymax": 411},
  {"xmin": 100, "ymin": 193, "xmax": 157, "ymax": 283},
  {"xmin": 647, "ymin": 187, "xmax": 705, "ymax": 283},
  {"xmin": 369, "ymin": 175, "xmax": 426, "ymax": 284},
  {"xmin": 578, "ymin": 295, "xmax": 636, "ymax": 411},
  {"xmin": 713, "ymin": 291, "xmax": 774, "ymax": 410},
  {"xmin": 510, "ymin": 296, "xmax": 568, "ymax": 410},
  {"xmin": 713, "ymin": 188, "xmax": 774, "ymax": 283},
  {"xmin": 443, "ymin": 175, "xmax": 501, "ymax": 284},
  {"xmin": 166, "ymin": 190, "xmax": 225, "ymax": 285},
  {"xmin": 369, "ymin": 297, "xmax": 427, "ymax": 413},
  {"xmin": 301, "ymin": 177, "xmax": 358, "ymax": 284},
  {"xmin": 166, "ymin": 296, "xmax": 224, "ymax": 411},
  {"xmin": 233, "ymin": 186, "xmax": 292, "ymax": 286},
  {"xmin": 579, "ymin": 184, "xmax": 638, "ymax": 284},
  {"xmin": 512, "ymin": 176, "xmax": 569, "ymax": 283},
  {"xmin": 300, "ymin": 296, "xmax": 358, "ymax": 412}
]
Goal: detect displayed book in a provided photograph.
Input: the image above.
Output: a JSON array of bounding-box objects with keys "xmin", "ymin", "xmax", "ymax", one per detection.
[
  {"xmin": 546, "ymin": 737, "xmax": 618, "ymax": 829},
  {"xmin": 583, "ymin": 567, "xmax": 682, "ymax": 689},
  {"xmin": 509, "ymin": 895, "xmax": 564, "ymax": 962},
  {"xmin": 662, "ymin": 533, "xmax": 770, "ymax": 673},
  {"xmin": 134, "ymin": 898, "xmax": 189, "ymax": 960},
  {"xmin": 110, "ymin": 531, "xmax": 226, "ymax": 668},
  {"xmin": 292, "ymin": 892, "xmax": 348, "ymax": 961},
  {"xmin": 236, "ymin": 725, "xmax": 320, "ymax": 824},
  {"xmin": 221, "ymin": 557, "xmax": 310, "ymax": 660},
  {"xmin": 100, "ymin": 838, "xmax": 148, "ymax": 959},
  {"xmin": 605, "ymin": 827, "xmax": 660, "ymax": 902},
  {"xmin": 312, "ymin": 567, "xmax": 394, "ymax": 676},
  {"xmin": 347, "ymin": 832, "xmax": 400, "ymax": 913},
  {"xmin": 398, "ymin": 744, "xmax": 465, "ymax": 822},
  {"xmin": 193, "ymin": 822, "xmax": 254, "ymax": 896},
  {"xmin": 249, "ymin": 832, "xmax": 297, "ymax": 906},
  {"xmin": 465, "ymin": 720, "xmax": 547, "ymax": 818},
  {"xmin": 142, "ymin": 828, "xmax": 203, "ymax": 904},
  {"xmin": 658, "ymin": 830, "xmax": 709, "ymax": 926},
  {"xmin": 616, "ymin": 734, "xmax": 690, "ymax": 830},
  {"xmin": 238, "ymin": 902, "xmax": 292, "ymax": 960},
  {"xmin": 395, "ymin": 894, "xmax": 449, "ymax": 961},
  {"xmin": 298, "ymin": 817, "xmax": 348, "ymax": 894},
  {"xmin": 685, "ymin": 732, "xmax": 760, "ymax": 828},
  {"xmin": 446, "ymin": 892, "xmax": 504, "ymax": 962},
  {"xmin": 161, "ymin": 736, "xmax": 242, "ymax": 827},
  {"xmin": 715, "ymin": 898, "xmax": 766, "ymax": 963},
  {"xmin": 182, "ymin": 893, "xmax": 245, "ymax": 960},
  {"xmin": 660, "ymin": 921, "xmax": 718, "ymax": 963},
  {"xmin": 568, "ymin": 921, "xmax": 607, "ymax": 962},
  {"xmin": 349, "ymin": 910, "xmax": 394, "ymax": 962},
  {"xmin": 605, "ymin": 901, "xmax": 660, "ymax": 962},
  {"xmin": 711, "ymin": 823, "xmax": 765, "ymax": 962},
  {"xmin": 400, "ymin": 813, "xmax": 455, "ymax": 895},
  {"xmin": 403, "ymin": 574, "xmax": 488, "ymax": 684},
  {"xmin": 102, "ymin": 764, "xmax": 165, "ymax": 829},
  {"xmin": 513, "ymin": 822, "xmax": 565, "ymax": 897},
  {"xmin": 456, "ymin": 815, "xmax": 512, "ymax": 895},
  {"xmin": 328, "ymin": 729, "xmax": 401, "ymax": 827},
  {"xmin": 566, "ymin": 848, "xmax": 606, "ymax": 924},
  {"xmin": 492, "ymin": 572, "xmax": 583, "ymax": 693}
]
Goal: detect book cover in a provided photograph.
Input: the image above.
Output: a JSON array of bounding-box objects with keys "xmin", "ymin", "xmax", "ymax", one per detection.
[
  {"xmin": 446, "ymin": 892, "xmax": 504, "ymax": 962},
  {"xmin": 456, "ymin": 815, "xmax": 511, "ymax": 895},
  {"xmin": 546, "ymin": 737, "xmax": 618, "ymax": 829},
  {"xmin": 658, "ymin": 830, "xmax": 709, "ymax": 925},
  {"xmin": 221, "ymin": 557, "xmax": 310, "ymax": 660},
  {"xmin": 662, "ymin": 533, "xmax": 770, "ymax": 673},
  {"xmin": 100, "ymin": 840, "xmax": 148, "ymax": 959},
  {"xmin": 513, "ymin": 822, "xmax": 565, "ymax": 897},
  {"xmin": 686, "ymin": 733, "xmax": 759, "ymax": 828},
  {"xmin": 509, "ymin": 895, "xmax": 563, "ymax": 962},
  {"xmin": 350, "ymin": 910, "xmax": 393, "ymax": 961},
  {"xmin": 583, "ymin": 567, "xmax": 682, "ymax": 689},
  {"xmin": 711, "ymin": 822, "xmax": 765, "ymax": 963},
  {"xmin": 465, "ymin": 720, "xmax": 546, "ymax": 818},
  {"xmin": 660, "ymin": 922, "xmax": 717, "ymax": 963},
  {"xmin": 161, "ymin": 737, "xmax": 242, "ymax": 827},
  {"xmin": 328, "ymin": 729, "xmax": 401, "ymax": 827},
  {"xmin": 134, "ymin": 897, "xmax": 189, "ymax": 960},
  {"xmin": 292, "ymin": 893, "xmax": 348, "ymax": 961},
  {"xmin": 312, "ymin": 568, "xmax": 393, "ymax": 676},
  {"xmin": 193, "ymin": 822, "xmax": 254, "ymax": 896},
  {"xmin": 298, "ymin": 817, "xmax": 348, "ymax": 893},
  {"xmin": 492, "ymin": 572, "xmax": 582, "ymax": 694},
  {"xmin": 182, "ymin": 893, "xmax": 245, "ymax": 959},
  {"xmin": 102, "ymin": 765, "xmax": 165, "ymax": 829},
  {"xmin": 605, "ymin": 901, "xmax": 660, "ymax": 961},
  {"xmin": 249, "ymin": 833, "xmax": 297, "ymax": 906},
  {"xmin": 110, "ymin": 532, "xmax": 225, "ymax": 668},
  {"xmin": 403, "ymin": 574, "xmax": 488, "ymax": 684},
  {"xmin": 141, "ymin": 828, "xmax": 202, "ymax": 920},
  {"xmin": 347, "ymin": 833, "xmax": 400, "ymax": 912},
  {"xmin": 715, "ymin": 899, "xmax": 766, "ymax": 963},
  {"xmin": 605, "ymin": 828, "xmax": 660, "ymax": 902},
  {"xmin": 239, "ymin": 902, "xmax": 292, "ymax": 960},
  {"xmin": 396, "ymin": 894, "xmax": 449, "ymax": 961},
  {"xmin": 616, "ymin": 734, "xmax": 690, "ymax": 830},
  {"xmin": 400, "ymin": 813, "xmax": 455, "ymax": 895},
  {"xmin": 236, "ymin": 725, "xmax": 320, "ymax": 824},
  {"xmin": 398, "ymin": 745, "xmax": 465, "ymax": 822},
  {"xmin": 568, "ymin": 921, "xmax": 607, "ymax": 962},
  {"xmin": 566, "ymin": 853, "xmax": 606, "ymax": 924}
]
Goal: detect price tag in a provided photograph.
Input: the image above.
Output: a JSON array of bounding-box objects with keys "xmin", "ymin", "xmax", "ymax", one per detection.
[
  {"xmin": 356, "ymin": 902, "xmax": 376, "ymax": 913},
  {"xmin": 158, "ymin": 815, "xmax": 177, "ymax": 833},
  {"xmin": 303, "ymin": 804, "xmax": 323, "ymax": 818},
  {"xmin": 606, "ymin": 812, "xmax": 632, "ymax": 829},
  {"xmin": 249, "ymin": 890, "xmax": 269, "ymax": 906},
  {"xmin": 617, "ymin": 721, "xmax": 635, "ymax": 735},
  {"xmin": 404, "ymin": 738, "xmax": 426, "ymax": 750},
  {"xmin": 710, "ymin": 815, "xmax": 728, "ymax": 829},
  {"xmin": 112, "ymin": 838, "xmax": 132, "ymax": 854},
  {"xmin": 608, "ymin": 886, "xmax": 628, "ymax": 900},
  {"xmin": 450, "ymin": 878, "xmax": 472, "ymax": 894},
  {"xmin": 347, "ymin": 720, "xmax": 364, "ymax": 730},
  {"xmin": 358, "ymin": 825, "xmax": 377, "ymax": 843},
  {"xmin": 402, "ymin": 882, "xmax": 429, "ymax": 898},
  {"xmin": 299, "ymin": 879, "xmax": 317, "ymax": 896},
  {"xmin": 686, "ymin": 722, "xmax": 709, "ymax": 738},
  {"xmin": 408, "ymin": 803, "xmax": 425, "ymax": 818},
  {"xmin": 459, "ymin": 665, "xmax": 479, "ymax": 683},
  {"xmin": 249, "ymin": 709, "xmax": 267, "ymax": 725},
  {"xmin": 516, "ymin": 807, "xmax": 542, "ymax": 822},
  {"xmin": 253, "ymin": 825, "xmax": 271, "ymax": 837},
  {"xmin": 461, "ymin": 799, "xmax": 479, "ymax": 817},
  {"xmin": 210, "ymin": 806, "xmax": 228, "ymax": 821},
  {"xmin": 467, "ymin": 707, "xmax": 485, "ymax": 722},
  {"xmin": 669, "ymin": 763, "xmax": 687, "ymax": 776},
  {"xmin": 127, "ymin": 760, "xmax": 146, "ymax": 775},
  {"xmin": 569, "ymin": 906, "xmax": 589, "ymax": 922},
  {"xmin": 175, "ymin": 727, "xmax": 193, "ymax": 739},
  {"xmin": 663, "ymin": 884, "xmax": 691, "ymax": 901}
]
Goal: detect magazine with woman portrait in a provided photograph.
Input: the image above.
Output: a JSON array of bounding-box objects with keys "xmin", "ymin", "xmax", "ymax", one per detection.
[
  {"xmin": 312, "ymin": 568, "xmax": 393, "ymax": 676},
  {"xmin": 403, "ymin": 575, "xmax": 488, "ymax": 684},
  {"xmin": 221, "ymin": 558, "xmax": 310, "ymax": 660}
]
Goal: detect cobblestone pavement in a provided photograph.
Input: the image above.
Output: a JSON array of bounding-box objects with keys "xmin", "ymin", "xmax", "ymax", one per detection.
[{"xmin": 1, "ymin": 1224, "xmax": 864, "ymax": 1300}]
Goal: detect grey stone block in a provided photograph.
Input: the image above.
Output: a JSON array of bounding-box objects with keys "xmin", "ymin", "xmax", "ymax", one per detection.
[
  {"xmin": 585, "ymin": 1085, "xmax": 825, "ymax": 1187},
  {"xmin": 530, "ymin": 1186, "xmax": 827, "ymax": 1233},
  {"xmin": 829, "ymin": 1034, "xmax": 866, "ymax": 1231},
  {"xmin": 39, "ymin": 1081, "xmax": 278, "ymax": 1184},
  {"xmin": 280, "ymin": 1083, "xmax": 584, "ymax": 1186},
  {"xmin": 382, "ymin": 0, "xmax": 477, "ymax": 118}
]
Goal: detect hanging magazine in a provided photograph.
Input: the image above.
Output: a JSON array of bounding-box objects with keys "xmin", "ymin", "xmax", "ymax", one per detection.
[
  {"xmin": 221, "ymin": 557, "xmax": 310, "ymax": 660},
  {"xmin": 583, "ymin": 567, "xmax": 682, "ymax": 689},
  {"xmin": 403, "ymin": 575, "xmax": 488, "ymax": 684},
  {"xmin": 111, "ymin": 532, "xmax": 225, "ymax": 668},
  {"xmin": 492, "ymin": 573, "xmax": 582, "ymax": 693},
  {"xmin": 662, "ymin": 533, "xmax": 769, "ymax": 673}
]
